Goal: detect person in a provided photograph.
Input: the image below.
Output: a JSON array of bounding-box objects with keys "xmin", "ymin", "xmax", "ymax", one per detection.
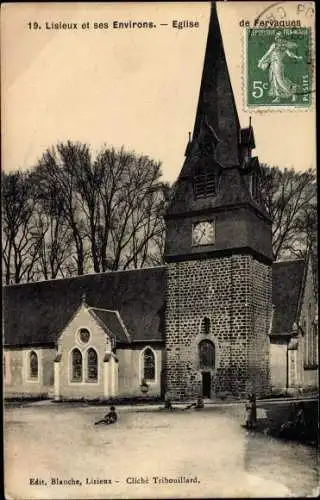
[
  {"xmin": 185, "ymin": 397, "xmax": 204, "ymax": 411},
  {"xmin": 195, "ymin": 396, "xmax": 204, "ymax": 410},
  {"xmin": 250, "ymin": 393, "xmax": 257, "ymax": 428},
  {"xmin": 159, "ymin": 398, "xmax": 174, "ymax": 411},
  {"xmin": 294, "ymin": 402, "xmax": 306, "ymax": 435},
  {"xmin": 257, "ymin": 31, "xmax": 303, "ymax": 103},
  {"xmin": 94, "ymin": 406, "xmax": 118, "ymax": 425},
  {"xmin": 164, "ymin": 398, "xmax": 173, "ymax": 410},
  {"xmin": 279, "ymin": 402, "xmax": 306, "ymax": 440},
  {"xmin": 245, "ymin": 393, "xmax": 257, "ymax": 430}
]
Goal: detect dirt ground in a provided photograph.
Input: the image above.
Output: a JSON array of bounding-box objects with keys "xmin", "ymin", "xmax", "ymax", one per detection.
[{"xmin": 4, "ymin": 402, "xmax": 319, "ymax": 499}]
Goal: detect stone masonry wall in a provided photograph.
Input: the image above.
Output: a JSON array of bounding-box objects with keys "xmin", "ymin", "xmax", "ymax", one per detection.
[
  {"xmin": 165, "ymin": 255, "xmax": 271, "ymax": 400},
  {"xmin": 248, "ymin": 259, "xmax": 272, "ymax": 395}
]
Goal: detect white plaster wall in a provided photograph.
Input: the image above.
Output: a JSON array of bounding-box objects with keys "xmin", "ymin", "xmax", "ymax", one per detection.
[
  {"xmin": 270, "ymin": 340, "xmax": 288, "ymax": 389},
  {"xmin": 4, "ymin": 348, "xmax": 55, "ymax": 398},
  {"xmin": 57, "ymin": 305, "xmax": 112, "ymax": 399},
  {"xmin": 117, "ymin": 347, "xmax": 162, "ymax": 397}
]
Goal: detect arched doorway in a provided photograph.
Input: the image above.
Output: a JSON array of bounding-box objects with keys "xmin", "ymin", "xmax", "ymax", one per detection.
[{"xmin": 199, "ymin": 340, "xmax": 215, "ymax": 398}]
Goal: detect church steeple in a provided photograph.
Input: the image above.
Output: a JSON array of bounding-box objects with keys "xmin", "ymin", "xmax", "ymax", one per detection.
[
  {"xmin": 164, "ymin": 2, "xmax": 273, "ymax": 402},
  {"xmin": 190, "ymin": 1, "xmax": 241, "ymax": 167},
  {"xmin": 164, "ymin": 1, "xmax": 273, "ymax": 265}
]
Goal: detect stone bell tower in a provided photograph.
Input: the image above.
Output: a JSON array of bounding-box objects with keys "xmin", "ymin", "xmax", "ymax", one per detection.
[{"xmin": 164, "ymin": 2, "xmax": 273, "ymax": 400}]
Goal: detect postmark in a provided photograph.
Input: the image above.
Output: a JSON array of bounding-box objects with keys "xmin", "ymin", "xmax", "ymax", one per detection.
[{"xmin": 245, "ymin": 27, "xmax": 312, "ymax": 108}]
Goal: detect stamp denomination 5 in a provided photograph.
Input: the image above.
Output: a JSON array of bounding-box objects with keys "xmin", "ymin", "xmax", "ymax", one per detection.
[{"xmin": 245, "ymin": 27, "xmax": 312, "ymax": 108}]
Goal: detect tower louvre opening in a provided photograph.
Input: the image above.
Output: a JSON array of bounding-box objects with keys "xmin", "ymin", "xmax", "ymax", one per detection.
[{"xmin": 194, "ymin": 164, "xmax": 217, "ymax": 198}]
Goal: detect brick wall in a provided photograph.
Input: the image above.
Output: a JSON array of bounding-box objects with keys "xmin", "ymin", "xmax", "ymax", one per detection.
[{"xmin": 165, "ymin": 254, "xmax": 271, "ymax": 400}]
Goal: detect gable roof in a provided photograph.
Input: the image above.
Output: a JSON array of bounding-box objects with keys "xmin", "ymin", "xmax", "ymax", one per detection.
[
  {"xmin": 3, "ymin": 266, "xmax": 166, "ymax": 347},
  {"xmin": 271, "ymin": 259, "xmax": 305, "ymax": 335},
  {"xmin": 88, "ymin": 308, "xmax": 131, "ymax": 344}
]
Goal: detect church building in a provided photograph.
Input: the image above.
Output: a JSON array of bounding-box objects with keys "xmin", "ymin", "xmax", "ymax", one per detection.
[{"xmin": 3, "ymin": 3, "xmax": 318, "ymax": 401}]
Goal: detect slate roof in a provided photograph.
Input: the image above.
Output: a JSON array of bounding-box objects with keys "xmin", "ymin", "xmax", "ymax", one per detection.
[
  {"xmin": 271, "ymin": 259, "xmax": 305, "ymax": 335},
  {"xmin": 191, "ymin": 1, "xmax": 241, "ymax": 168},
  {"xmin": 3, "ymin": 266, "xmax": 166, "ymax": 347},
  {"xmin": 88, "ymin": 308, "xmax": 131, "ymax": 343},
  {"xmin": 3, "ymin": 259, "xmax": 310, "ymax": 346}
]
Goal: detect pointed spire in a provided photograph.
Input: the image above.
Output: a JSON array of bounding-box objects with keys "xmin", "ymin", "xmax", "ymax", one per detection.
[
  {"xmin": 240, "ymin": 115, "xmax": 255, "ymax": 151},
  {"xmin": 192, "ymin": 1, "xmax": 241, "ymax": 166},
  {"xmin": 184, "ymin": 131, "xmax": 192, "ymax": 157}
]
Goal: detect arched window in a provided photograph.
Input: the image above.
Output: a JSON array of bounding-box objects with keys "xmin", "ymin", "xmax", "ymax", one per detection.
[
  {"xmin": 199, "ymin": 340, "xmax": 215, "ymax": 369},
  {"xmin": 87, "ymin": 348, "xmax": 98, "ymax": 382},
  {"xmin": 308, "ymin": 304, "xmax": 313, "ymax": 365},
  {"xmin": 201, "ymin": 317, "xmax": 211, "ymax": 336},
  {"xmin": 143, "ymin": 348, "xmax": 155, "ymax": 381},
  {"xmin": 303, "ymin": 319, "xmax": 308, "ymax": 367},
  {"xmin": 30, "ymin": 351, "xmax": 38, "ymax": 379},
  {"xmin": 313, "ymin": 322, "xmax": 318, "ymax": 367},
  {"xmin": 71, "ymin": 348, "xmax": 82, "ymax": 382}
]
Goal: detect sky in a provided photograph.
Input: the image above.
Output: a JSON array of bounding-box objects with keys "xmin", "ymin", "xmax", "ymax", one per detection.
[{"xmin": 1, "ymin": 1, "xmax": 316, "ymax": 183}]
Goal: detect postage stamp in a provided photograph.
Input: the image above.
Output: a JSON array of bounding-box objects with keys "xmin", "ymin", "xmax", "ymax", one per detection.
[{"xmin": 246, "ymin": 28, "xmax": 312, "ymax": 108}]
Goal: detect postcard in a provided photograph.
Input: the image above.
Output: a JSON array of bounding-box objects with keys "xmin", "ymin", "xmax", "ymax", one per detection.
[{"xmin": 2, "ymin": 1, "xmax": 318, "ymax": 499}]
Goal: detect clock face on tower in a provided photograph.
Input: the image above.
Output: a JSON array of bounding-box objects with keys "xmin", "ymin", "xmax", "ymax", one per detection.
[{"xmin": 192, "ymin": 221, "xmax": 215, "ymax": 246}]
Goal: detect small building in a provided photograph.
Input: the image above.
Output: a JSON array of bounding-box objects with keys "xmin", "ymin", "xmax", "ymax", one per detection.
[{"xmin": 270, "ymin": 254, "xmax": 318, "ymax": 392}]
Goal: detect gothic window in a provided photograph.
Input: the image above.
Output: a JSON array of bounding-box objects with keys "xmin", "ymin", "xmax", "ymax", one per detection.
[
  {"xmin": 313, "ymin": 322, "xmax": 318, "ymax": 367},
  {"xmin": 201, "ymin": 317, "xmax": 211, "ymax": 336},
  {"xmin": 143, "ymin": 348, "xmax": 155, "ymax": 381},
  {"xmin": 199, "ymin": 340, "xmax": 215, "ymax": 369},
  {"xmin": 71, "ymin": 348, "xmax": 83, "ymax": 382},
  {"xmin": 308, "ymin": 304, "xmax": 313, "ymax": 366},
  {"xmin": 303, "ymin": 319, "xmax": 308, "ymax": 367},
  {"xmin": 29, "ymin": 351, "xmax": 38, "ymax": 379},
  {"xmin": 87, "ymin": 348, "xmax": 98, "ymax": 382},
  {"xmin": 194, "ymin": 163, "xmax": 216, "ymax": 198}
]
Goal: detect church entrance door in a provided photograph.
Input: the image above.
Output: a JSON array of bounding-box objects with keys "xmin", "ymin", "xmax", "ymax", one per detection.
[{"xmin": 201, "ymin": 371, "xmax": 211, "ymax": 398}]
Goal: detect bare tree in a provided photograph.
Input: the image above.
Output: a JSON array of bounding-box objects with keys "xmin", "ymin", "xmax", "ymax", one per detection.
[
  {"xmin": 96, "ymin": 148, "xmax": 165, "ymax": 271},
  {"xmin": 2, "ymin": 171, "xmax": 43, "ymax": 284},
  {"xmin": 260, "ymin": 165, "xmax": 317, "ymax": 260},
  {"xmin": 30, "ymin": 169, "xmax": 76, "ymax": 280},
  {"xmin": 34, "ymin": 142, "xmax": 167, "ymax": 276},
  {"xmin": 36, "ymin": 142, "xmax": 89, "ymax": 276}
]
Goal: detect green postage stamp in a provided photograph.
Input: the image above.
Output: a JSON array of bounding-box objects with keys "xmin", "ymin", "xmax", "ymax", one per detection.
[{"xmin": 246, "ymin": 28, "xmax": 312, "ymax": 108}]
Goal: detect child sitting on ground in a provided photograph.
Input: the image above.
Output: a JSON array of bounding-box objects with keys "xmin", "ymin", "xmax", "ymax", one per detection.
[{"xmin": 94, "ymin": 406, "xmax": 118, "ymax": 425}]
